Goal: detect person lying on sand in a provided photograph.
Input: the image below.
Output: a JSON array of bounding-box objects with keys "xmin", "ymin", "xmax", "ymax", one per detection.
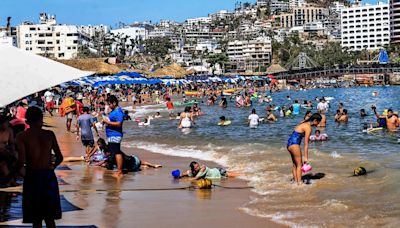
[
  {"xmin": 179, "ymin": 161, "xmax": 240, "ymax": 180},
  {"xmin": 92, "ymin": 138, "xmax": 162, "ymax": 171}
]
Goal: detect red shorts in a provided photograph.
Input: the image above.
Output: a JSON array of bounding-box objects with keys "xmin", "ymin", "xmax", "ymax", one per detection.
[{"xmin": 46, "ymin": 101, "xmax": 55, "ymax": 109}]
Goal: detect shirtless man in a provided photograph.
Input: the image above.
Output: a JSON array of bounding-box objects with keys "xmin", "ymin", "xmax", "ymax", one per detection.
[
  {"xmin": 16, "ymin": 107, "xmax": 63, "ymax": 228},
  {"xmin": 372, "ymin": 106, "xmax": 399, "ymax": 131},
  {"xmin": 0, "ymin": 115, "xmax": 16, "ymax": 186},
  {"xmin": 338, "ymin": 109, "xmax": 349, "ymax": 122}
]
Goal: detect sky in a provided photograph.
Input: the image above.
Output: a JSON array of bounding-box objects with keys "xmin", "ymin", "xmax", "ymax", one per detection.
[{"xmin": 0, "ymin": 0, "xmax": 256, "ymax": 28}]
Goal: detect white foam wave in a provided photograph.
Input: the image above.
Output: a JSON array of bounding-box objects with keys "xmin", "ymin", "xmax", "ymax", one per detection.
[
  {"xmin": 122, "ymin": 141, "xmax": 229, "ymax": 167},
  {"xmin": 330, "ymin": 151, "xmax": 342, "ymax": 158},
  {"xmin": 239, "ymin": 207, "xmax": 299, "ymax": 227},
  {"xmin": 321, "ymin": 199, "xmax": 349, "ymax": 210}
]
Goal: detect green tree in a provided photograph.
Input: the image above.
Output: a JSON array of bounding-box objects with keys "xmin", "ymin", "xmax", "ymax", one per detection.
[
  {"xmin": 144, "ymin": 37, "xmax": 173, "ymax": 60},
  {"xmin": 207, "ymin": 53, "xmax": 229, "ymax": 74},
  {"xmin": 77, "ymin": 44, "xmax": 92, "ymax": 58}
]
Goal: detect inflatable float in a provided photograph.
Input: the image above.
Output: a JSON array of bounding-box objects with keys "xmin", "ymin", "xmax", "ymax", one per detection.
[
  {"xmin": 218, "ymin": 120, "xmax": 232, "ymax": 126},
  {"xmin": 185, "ymin": 91, "xmax": 200, "ymax": 97}
]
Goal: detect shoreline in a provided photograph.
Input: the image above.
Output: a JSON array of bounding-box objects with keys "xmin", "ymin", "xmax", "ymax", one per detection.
[{"xmin": 0, "ymin": 115, "xmax": 285, "ymax": 227}]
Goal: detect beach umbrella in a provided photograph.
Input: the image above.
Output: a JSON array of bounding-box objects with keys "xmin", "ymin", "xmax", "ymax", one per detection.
[
  {"xmin": 224, "ymin": 78, "xmax": 237, "ymax": 84},
  {"xmin": 0, "ymin": 45, "xmax": 93, "ymax": 107}
]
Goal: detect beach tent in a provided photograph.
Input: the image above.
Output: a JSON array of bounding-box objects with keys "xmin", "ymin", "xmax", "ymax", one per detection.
[
  {"xmin": 0, "ymin": 45, "xmax": 93, "ymax": 107},
  {"xmin": 115, "ymin": 71, "xmax": 143, "ymax": 78}
]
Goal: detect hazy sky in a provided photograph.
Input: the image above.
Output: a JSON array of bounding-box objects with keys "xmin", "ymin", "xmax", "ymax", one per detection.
[{"xmin": 0, "ymin": 0, "xmax": 257, "ymax": 27}]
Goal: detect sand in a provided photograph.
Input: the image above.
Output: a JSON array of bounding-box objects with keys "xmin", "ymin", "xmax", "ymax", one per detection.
[{"xmin": 0, "ymin": 115, "xmax": 285, "ymax": 228}]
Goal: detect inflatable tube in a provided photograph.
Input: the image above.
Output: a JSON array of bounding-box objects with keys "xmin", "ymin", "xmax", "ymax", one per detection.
[
  {"xmin": 218, "ymin": 120, "xmax": 232, "ymax": 126},
  {"xmin": 223, "ymin": 89, "xmax": 235, "ymax": 94},
  {"xmin": 367, "ymin": 127, "xmax": 383, "ymax": 133},
  {"xmin": 324, "ymin": 97, "xmax": 334, "ymax": 101},
  {"xmin": 185, "ymin": 91, "xmax": 200, "ymax": 97},
  {"xmin": 173, "ymin": 101, "xmax": 196, "ymax": 107}
]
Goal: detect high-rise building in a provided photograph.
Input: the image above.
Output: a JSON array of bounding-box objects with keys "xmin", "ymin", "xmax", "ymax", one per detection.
[
  {"xmin": 341, "ymin": 2, "xmax": 390, "ymax": 51},
  {"xmin": 227, "ymin": 37, "xmax": 272, "ymax": 72},
  {"xmin": 390, "ymin": 0, "xmax": 400, "ymax": 43},
  {"xmin": 275, "ymin": 4, "xmax": 329, "ymax": 28},
  {"xmin": 17, "ymin": 13, "xmax": 80, "ymax": 59}
]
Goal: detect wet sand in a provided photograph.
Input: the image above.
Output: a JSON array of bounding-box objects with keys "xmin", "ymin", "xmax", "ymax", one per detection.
[{"xmin": 0, "ymin": 115, "xmax": 285, "ymax": 228}]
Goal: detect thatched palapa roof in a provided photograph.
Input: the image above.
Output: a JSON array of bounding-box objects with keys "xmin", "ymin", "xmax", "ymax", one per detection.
[
  {"xmin": 58, "ymin": 58, "xmax": 140, "ymax": 75},
  {"xmin": 147, "ymin": 63, "xmax": 192, "ymax": 78},
  {"xmin": 266, "ymin": 64, "xmax": 287, "ymax": 74}
]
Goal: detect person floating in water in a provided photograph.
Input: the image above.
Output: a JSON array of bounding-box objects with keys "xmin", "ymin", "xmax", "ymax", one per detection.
[
  {"xmin": 310, "ymin": 129, "xmax": 328, "ymax": 141},
  {"xmin": 179, "ymin": 161, "xmax": 240, "ymax": 180},
  {"xmin": 360, "ymin": 109, "xmax": 368, "ymax": 117},
  {"xmin": 16, "ymin": 106, "xmax": 64, "ymax": 228},
  {"xmin": 287, "ymin": 113, "xmax": 322, "ymax": 185}
]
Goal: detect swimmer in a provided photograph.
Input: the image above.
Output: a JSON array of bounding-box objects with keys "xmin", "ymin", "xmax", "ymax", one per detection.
[
  {"xmin": 371, "ymin": 106, "xmax": 399, "ymax": 131},
  {"xmin": 266, "ymin": 110, "xmax": 277, "ymax": 122},
  {"xmin": 123, "ymin": 110, "xmax": 131, "ymax": 121},
  {"xmin": 248, "ymin": 108, "xmax": 260, "ymax": 128},
  {"xmin": 287, "ymin": 113, "xmax": 322, "ymax": 185},
  {"xmin": 219, "ymin": 97, "xmax": 228, "ymax": 108},
  {"xmin": 285, "ymin": 106, "xmax": 293, "ymax": 116},
  {"xmin": 179, "ymin": 161, "xmax": 240, "ymax": 180},
  {"xmin": 219, "ymin": 116, "xmax": 227, "ymax": 125},
  {"xmin": 154, "ymin": 112, "xmax": 162, "ymax": 118},
  {"xmin": 138, "ymin": 117, "xmax": 151, "ymax": 126},
  {"xmin": 178, "ymin": 106, "xmax": 194, "ymax": 129},
  {"xmin": 360, "ymin": 109, "xmax": 367, "ymax": 117},
  {"xmin": 317, "ymin": 110, "xmax": 327, "ymax": 127},
  {"xmin": 303, "ymin": 110, "xmax": 312, "ymax": 121},
  {"xmin": 310, "ymin": 130, "xmax": 328, "ymax": 141},
  {"xmin": 338, "ymin": 109, "xmax": 349, "ymax": 122}
]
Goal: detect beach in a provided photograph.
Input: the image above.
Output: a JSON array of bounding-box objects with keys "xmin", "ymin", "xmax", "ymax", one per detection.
[{"xmin": 0, "ymin": 114, "xmax": 284, "ymax": 228}]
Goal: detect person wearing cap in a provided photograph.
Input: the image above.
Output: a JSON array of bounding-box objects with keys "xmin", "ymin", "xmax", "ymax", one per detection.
[{"xmin": 371, "ymin": 106, "xmax": 399, "ymax": 131}]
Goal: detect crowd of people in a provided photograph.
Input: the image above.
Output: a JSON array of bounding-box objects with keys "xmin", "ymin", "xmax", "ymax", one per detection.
[{"xmin": 1, "ymin": 80, "xmax": 399, "ymax": 226}]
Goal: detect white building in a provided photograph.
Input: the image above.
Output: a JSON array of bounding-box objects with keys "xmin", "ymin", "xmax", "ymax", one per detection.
[
  {"xmin": 209, "ymin": 10, "xmax": 232, "ymax": 20},
  {"xmin": 341, "ymin": 2, "xmax": 390, "ymax": 51},
  {"xmin": 195, "ymin": 39, "xmax": 219, "ymax": 52},
  {"xmin": 17, "ymin": 13, "xmax": 79, "ymax": 59},
  {"xmin": 270, "ymin": 0, "xmax": 290, "ymax": 13},
  {"xmin": 290, "ymin": 0, "xmax": 305, "ymax": 9},
  {"xmin": 148, "ymin": 28, "xmax": 174, "ymax": 38},
  {"xmin": 304, "ymin": 21, "xmax": 325, "ymax": 32},
  {"xmin": 390, "ymin": 0, "xmax": 400, "ymax": 43},
  {"xmin": 111, "ymin": 26, "xmax": 147, "ymax": 41},
  {"xmin": 227, "ymin": 37, "xmax": 272, "ymax": 72},
  {"xmin": 257, "ymin": 0, "xmax": 269, "ymax": 7},
  {"xmin": 0, "ymin": 31, "xmax": 16, "ymax": 46},
  {"xmin": 78, "ymin": 24, "xmax": 109, "ymax": 38}
]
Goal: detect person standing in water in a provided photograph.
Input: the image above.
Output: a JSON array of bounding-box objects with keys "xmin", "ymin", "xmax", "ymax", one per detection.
[
  {"xmin": 287, "ymin": 113, "xmax": 322, "ymax": 185},
  {"xmin": 16, "ymin": 106, "xmax": 64, "ymax": 228},
  {"xmin": 371, "ymin": 106, "xmax": 399, "ymax": 131},
  {"xmin": 178, "ymin": 106, "xmax": 194, "ymax": 128},
  {"xmin": 248, "ymin": 108, "xmax": 260, "ymax": 128}
]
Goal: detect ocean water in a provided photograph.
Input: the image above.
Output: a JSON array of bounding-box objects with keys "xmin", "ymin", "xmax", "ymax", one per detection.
[{"xmin": 122, "ymin": 86, "xmax": 400, "ymax": 227}]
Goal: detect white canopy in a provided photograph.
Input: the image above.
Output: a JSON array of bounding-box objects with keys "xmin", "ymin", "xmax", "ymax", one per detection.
[{"xmin": 0, "ymin": 45, "xmax": 93, "ymax": 107}]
